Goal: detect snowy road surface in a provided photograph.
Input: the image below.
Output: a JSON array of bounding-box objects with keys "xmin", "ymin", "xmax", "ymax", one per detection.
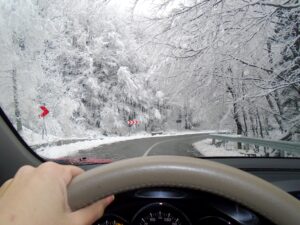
[{"xmin": 72, "ymin": 133, "xmax": 208, "ymax": 161}]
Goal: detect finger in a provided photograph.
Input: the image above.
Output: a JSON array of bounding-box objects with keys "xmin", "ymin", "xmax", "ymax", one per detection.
[
  {"xmin": 70, "ymin": 195, "xmax": 115, "ymax": 225},
  {"xmin": 14, "ymin": 165, "xmax": 35, "ymax": 178},
  {"xmin": 62, "ymin": 165, "xmax": 85, "ymax": 185},
  {"xmin": 0, "ymin": 179, "xmax": 13, "ymax": 197},
  {"xmin": 38, "ymin": 162, "xmax": 84, "ymax": 185}
]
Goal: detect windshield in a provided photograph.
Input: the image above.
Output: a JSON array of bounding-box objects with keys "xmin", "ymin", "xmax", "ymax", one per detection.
[{"xmin": 0, "ymin": 0, "xmax": 299, "ymax": 164}]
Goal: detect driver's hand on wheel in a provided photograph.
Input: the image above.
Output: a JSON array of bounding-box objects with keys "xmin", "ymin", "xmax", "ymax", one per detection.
[{"xmin": 0, "ymin": 162, "xmax": 114, "ymax": 225}]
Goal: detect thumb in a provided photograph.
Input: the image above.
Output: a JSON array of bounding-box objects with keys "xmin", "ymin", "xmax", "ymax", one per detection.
[{"xmin": 70, "ymin": 195, "xmax": 114, "ymax": 225}]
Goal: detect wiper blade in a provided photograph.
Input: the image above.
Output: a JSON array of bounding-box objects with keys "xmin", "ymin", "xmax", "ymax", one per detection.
[{"xmin": 49, "ymin": 156, "xmax": 113, "ymax": 165}]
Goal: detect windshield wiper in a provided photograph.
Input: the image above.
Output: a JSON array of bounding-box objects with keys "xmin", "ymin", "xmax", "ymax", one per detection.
[{"xmin": 49, "ymin": 156, "xmax": 112, "ymax": 165}]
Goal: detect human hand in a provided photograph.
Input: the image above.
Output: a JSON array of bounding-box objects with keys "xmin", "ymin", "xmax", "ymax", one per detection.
[{"xmin": 0, "ymin": 162, "xmax": 114, "ymax": 225}]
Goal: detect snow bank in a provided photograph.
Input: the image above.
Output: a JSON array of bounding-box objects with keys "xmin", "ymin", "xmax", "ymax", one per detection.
[
  {"xmin": 36, "ymin": 139, "xmax": 106, "ymax": 158},
  {"xmin": 21, "ymin": 127, "xmax": 60, "ymax": 145},
  {"xmin": 192, "ymin": 138, "xmax": 286, "ymax": 157},
  {"xmin": 21, "ymin": 127, "xmax": 95, "ymax": 146},
  {"xmin": 192, "ymin": 139, "xmax": 244, "ymax": 156}
]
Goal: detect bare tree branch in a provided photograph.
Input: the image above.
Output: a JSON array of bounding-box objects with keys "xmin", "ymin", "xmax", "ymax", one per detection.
[{"xmin": 225, "ymin": 54, "xmax": 273, "ymax": 73}]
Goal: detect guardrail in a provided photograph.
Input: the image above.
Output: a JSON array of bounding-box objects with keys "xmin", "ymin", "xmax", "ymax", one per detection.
[
  {"xmin": 209, "ymin": 134, "xmax": 300, "ymax": 156},
  {"xmin": 151, "ymin": 131, "xmax": 164, "ymax": 136}
]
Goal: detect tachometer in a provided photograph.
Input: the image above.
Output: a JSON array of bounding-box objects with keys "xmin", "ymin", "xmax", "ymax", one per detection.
[{"xmin": 132, "ymin": 203, "xmax": 191, "ymax": 225}]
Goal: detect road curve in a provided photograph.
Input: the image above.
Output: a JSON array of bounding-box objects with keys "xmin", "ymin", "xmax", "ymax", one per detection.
[{"xmin": 75, "ymin": 133, "xmax": 209, "ymax": 161}]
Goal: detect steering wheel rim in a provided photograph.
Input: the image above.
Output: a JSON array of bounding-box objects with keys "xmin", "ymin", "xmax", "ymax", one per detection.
[{"xmin": 68, "ymin": 156, "xmax": 300, "ymax": 225}]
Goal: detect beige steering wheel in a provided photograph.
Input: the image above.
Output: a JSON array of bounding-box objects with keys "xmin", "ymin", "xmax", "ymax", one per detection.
[{"xmin": 67, "ymin": 156, "xmax": 300, "ymax": 225}]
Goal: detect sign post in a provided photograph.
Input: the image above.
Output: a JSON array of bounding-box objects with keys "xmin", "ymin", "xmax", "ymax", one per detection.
[
  {"xmin": 176, "ymin": 119, "xmax": 182, "ymax": 130},
  {"xmin": 39, "ymin": 105, "xmax": 49, "ymax": 139},
  {"xmin": 127, "ymin": 119, "xmax": 140, "ymax": 136}
]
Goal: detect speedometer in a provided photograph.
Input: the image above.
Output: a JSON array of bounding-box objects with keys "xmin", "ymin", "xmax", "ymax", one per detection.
[
  {"xmin": 94, "ymin": 215, "xmax": 128, "ymax": 225},
  {"xmin": 132, "ymin": 203, "xmax": 191, "ymax": 225}
]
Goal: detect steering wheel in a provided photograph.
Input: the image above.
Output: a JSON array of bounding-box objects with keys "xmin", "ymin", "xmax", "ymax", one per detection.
[{"xmin": 67, "ymin": 156, "xmax": 300, "ymax": 225}]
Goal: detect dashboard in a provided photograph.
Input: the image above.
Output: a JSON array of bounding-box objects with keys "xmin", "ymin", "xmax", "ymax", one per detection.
[{"xmin": 93, "ymin": 188, "xmax": 274, "ymax": 225}]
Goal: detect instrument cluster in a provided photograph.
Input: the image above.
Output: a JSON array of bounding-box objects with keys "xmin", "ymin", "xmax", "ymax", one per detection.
[{"xmin": 93, "ymin": 188, "xmax": 273, "ymax": 225}]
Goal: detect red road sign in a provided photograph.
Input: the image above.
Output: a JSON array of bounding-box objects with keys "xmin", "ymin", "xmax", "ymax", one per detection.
[
  {"xmin": 39, "ymin": 106, "xmax": 49, "ymax": 118},
  {"xmin": 127, "ymin": 119, "xmax": 139, "ymax": 125}
]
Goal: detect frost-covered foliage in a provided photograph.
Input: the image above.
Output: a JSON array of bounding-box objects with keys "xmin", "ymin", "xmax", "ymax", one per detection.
[
  {"xmin": 0, "ymin": 0, "xmax": 165, "ymax": 138},
  {"xmin": 0, "ymin": 0, "xmax": 299, "ymax": 143},
  {"xmin": 140, "ymin": 0, "xmax": 300, "ymax": 141}
]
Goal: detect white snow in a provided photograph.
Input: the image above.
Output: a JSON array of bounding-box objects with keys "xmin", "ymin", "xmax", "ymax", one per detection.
[
  {"xmin": 192, "ymin": 138, "xmax": 292, "ymax": 157},
  {"xmin": 37, "ymin": 139, "xmax": 107, "ymax": 159},
  {"xmin": 21, "ymin": 127, "xmax": 61, "ymax": 145},
  {"xmin": 154, "ymin": 109, "xmax": 161, "ymax": 119},
  {"xmin": 21, "ymin": 127, "xmax": 93, "ymax": 146},
  {"xmin": 193, "ymin": 139, "xmax": 244, "ymax": 156}
]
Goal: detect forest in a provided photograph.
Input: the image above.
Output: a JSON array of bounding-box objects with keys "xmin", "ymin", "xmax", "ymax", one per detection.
[{"xmin": 0, "ymin": 0, "xmax": 299, "ymax": 142}]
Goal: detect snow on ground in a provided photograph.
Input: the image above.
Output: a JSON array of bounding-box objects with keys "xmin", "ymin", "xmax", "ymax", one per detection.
[
  {"xmin": 37, "ymin": 139, "xmax": 111, "ymax": 158},
  {"xmin": 192, "ymin": 138, "xmax": 290, "ymax": 157},
  {"xmin": 193, "ymin": 139, "xmax": 244, "ymax": 156},
  {"xmin": 21, "ymin": 126, "xmax": 92, "ymax": 145},
  {"xmin": 36, "ymin": 130, "xmax": 224, "ymax": 159},
  {"xmin": 21, "ymin": 127, "xmax": 61, "ymax": 145}
]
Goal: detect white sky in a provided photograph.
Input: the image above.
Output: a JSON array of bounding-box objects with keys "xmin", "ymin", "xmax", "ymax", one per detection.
[
  {"xmin": 108, "ymin": 0, "xmax": 184, "ymax": 17},
  {"xmin": 108, "ymin": 0, "xmax": 154, "ymax": 16}
]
